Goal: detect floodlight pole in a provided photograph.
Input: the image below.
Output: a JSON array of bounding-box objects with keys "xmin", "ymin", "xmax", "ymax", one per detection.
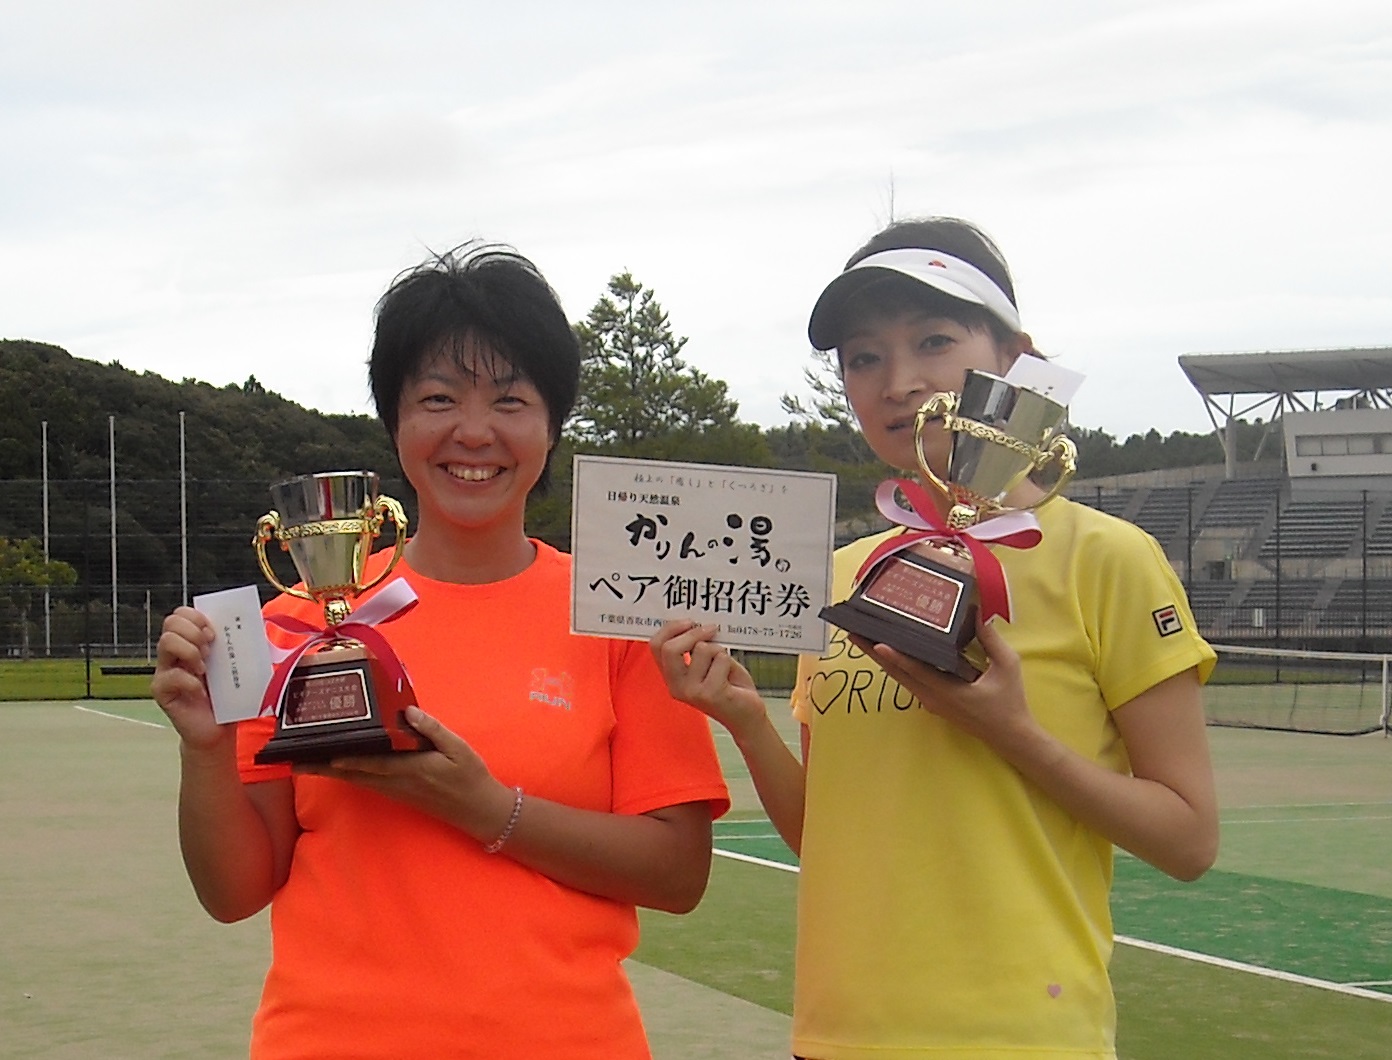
[
  {"xmin": 1274, "ymin": 506, "xmax": 1282, "ymax": 678},
  {"xmin": 180, "ymin": 411, "xmax": 188, "ymax": 605},
  {"xmin": 1184, "ymin": 486, "xmax": 1194, "ymax": 598},
  {"xmin": 42, "ymin": 420, "xmax": 51, "ymax": 656},
  {"xmin": 109, "ymin": 414, "xmax": 118, "ymax": 656}
]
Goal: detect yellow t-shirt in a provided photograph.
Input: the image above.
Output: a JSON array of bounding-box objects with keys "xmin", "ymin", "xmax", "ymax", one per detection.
[{"xmin": 790, "ymin": 497, "xmax": 1214, "ymax": 1060}]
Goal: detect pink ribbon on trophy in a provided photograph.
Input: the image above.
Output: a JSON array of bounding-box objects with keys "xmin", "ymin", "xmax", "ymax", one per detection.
[
  {"xmin": 259, "ymin": 578, "xmax": 419, "ymax": 718},
  {"xmin": 855, "ymin": 479, "xmax": 1043, "ymax": 624}
]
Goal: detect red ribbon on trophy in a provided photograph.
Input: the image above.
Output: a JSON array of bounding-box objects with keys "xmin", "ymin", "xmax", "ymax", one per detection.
[
  {"xmin": 259, "ymin": 578, "xmax": 419, "ymax": 718},
  {"xmin": 854, "ymin": 479, "xmax": 1042, "ymax": 624}
]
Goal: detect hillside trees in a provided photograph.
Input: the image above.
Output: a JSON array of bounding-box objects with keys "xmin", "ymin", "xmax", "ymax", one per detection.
[
  {"xmin": 0, "ymin": 339, "xmax": 402, "ymax": 598},
  {"xmin": 2, "ymin": 318, "xmax": 1273, "ymax": 613},
  {"xmin": 1070, "ymin": 419, "xmax": 1271, "ymax": 477}
]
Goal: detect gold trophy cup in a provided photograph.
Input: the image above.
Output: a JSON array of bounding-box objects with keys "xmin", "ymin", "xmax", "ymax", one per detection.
[
  {"xmin": 252, "ymin": 470, "xmax": 425, "ymax": 764},
  {"xmin": 820, "ymin": 369, "xmax": 1077, "ymax": 679}
]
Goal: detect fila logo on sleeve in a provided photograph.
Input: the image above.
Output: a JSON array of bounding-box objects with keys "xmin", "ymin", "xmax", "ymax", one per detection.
[{"xmin": 1152, "ymin": 605, "xmax": 1183, "ymax": 637}]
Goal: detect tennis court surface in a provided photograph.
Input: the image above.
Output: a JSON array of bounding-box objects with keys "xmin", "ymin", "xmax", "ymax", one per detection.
[{"xmin": 4, "ymin": 699, "xmax": 1392, "ymax": 1058}]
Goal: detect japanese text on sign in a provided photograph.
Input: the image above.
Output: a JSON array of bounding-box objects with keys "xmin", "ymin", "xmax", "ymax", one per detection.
[{"xmin": 570, "ymin": 456, "xmax": 836, "ymax": 654}]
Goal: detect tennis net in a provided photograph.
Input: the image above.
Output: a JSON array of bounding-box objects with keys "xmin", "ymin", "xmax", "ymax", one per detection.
[{"xmin": 1205, "ymin": 643, "xmax": 1392, "ymax": 736}]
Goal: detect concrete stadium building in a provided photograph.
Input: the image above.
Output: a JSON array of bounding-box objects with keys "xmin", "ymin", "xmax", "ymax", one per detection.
[{"xmin": 1070, "ymin": 347, "xmax": 1392, "ymax": 651}]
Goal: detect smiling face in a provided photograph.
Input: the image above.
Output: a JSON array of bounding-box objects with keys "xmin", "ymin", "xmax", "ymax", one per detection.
[
  {"xmin": 394, "ymin": 339, "xmax": 553, "ymax": 546},
  {"xmin": 838, "ymin": 308, "xmax": 1022, "ymax": 480}
]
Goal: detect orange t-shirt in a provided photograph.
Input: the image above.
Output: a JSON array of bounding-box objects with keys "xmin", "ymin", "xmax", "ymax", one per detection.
[{"xmin": 236, "ymin": 542, "xmax": 729, "ymax": 1059}]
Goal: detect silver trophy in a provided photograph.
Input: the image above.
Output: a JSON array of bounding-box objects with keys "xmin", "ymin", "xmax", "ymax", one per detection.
[
  {"xmin": 917, "ymin": 369, "xmax": 1078, "ymax": 530},
  {"xmin": 821, "ymin": 369, "xmax": 1077, "ymax": 679}
]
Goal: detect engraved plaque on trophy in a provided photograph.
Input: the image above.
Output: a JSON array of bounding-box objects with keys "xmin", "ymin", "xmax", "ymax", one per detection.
[{"xmin": 252, "ymin": 470, "xmax": 427, "ymax": 764}]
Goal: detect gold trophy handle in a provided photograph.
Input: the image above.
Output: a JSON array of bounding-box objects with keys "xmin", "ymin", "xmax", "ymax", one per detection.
[
  {"xmin": 253, "ymin": 512, "xmax": 317, "ymax": 602},
  {"xmin": 913, "ymin": 391, "xmax": 960, "ymax": 501},
  {"xmin": 357, "ymin": 496, "xmax": 410, "ymax": 593},
  {"xmin": 913, "ymin": 391, "xmax": 1078, "ymax": 519},
  {"xmin": 1027, "ymin": 434, "xmax": 1078, "ymax": 510}
]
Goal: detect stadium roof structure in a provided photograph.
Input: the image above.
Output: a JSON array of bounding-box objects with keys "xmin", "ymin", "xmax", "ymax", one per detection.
[{"xmin": 1178, "ymin": 347, "xmax": 1392, "ymax": 473}]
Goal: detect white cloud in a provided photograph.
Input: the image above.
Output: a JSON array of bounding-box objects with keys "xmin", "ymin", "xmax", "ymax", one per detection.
[{"xmin": 3, "ymin": 0, "xmax": 1390, "ymax": 447}]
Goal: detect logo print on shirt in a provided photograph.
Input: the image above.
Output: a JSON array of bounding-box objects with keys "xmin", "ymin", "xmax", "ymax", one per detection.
[
  {"xmin": 529, "ymin": 668, "xmax": 574, "ymax": 710},
  {"xmin": 1152, "ymin": 605, "xmax": 1183, "ymax": 637}
]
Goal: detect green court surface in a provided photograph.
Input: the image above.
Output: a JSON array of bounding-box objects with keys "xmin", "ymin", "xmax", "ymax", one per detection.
[
  {"xmin": 654, "ymin": 703, "xmax": 1392, "ymax": 1058},
  {"xmin": 6, "ymin": 698, "xmax": 1392, "ymax": 1058},
  {"xmin": 708, "ymin": 820, "xmax": 1392, "ymax": 999}
]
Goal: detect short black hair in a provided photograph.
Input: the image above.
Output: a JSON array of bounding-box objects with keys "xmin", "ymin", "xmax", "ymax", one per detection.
[{"xmin": 369, "ymin": 242, "xmax": 580, "ymax": 492}]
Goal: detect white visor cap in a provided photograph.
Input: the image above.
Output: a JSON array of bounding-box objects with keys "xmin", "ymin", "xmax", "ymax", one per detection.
[{"xmin": 807, "ymin": 247, "xmax": 1021, "ymax": 350}]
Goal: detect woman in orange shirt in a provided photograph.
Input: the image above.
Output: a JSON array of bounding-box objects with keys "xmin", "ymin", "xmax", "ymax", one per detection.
[{"xmin": 153, "ymin": 242, "xmax": 729, "ymax": 1059}]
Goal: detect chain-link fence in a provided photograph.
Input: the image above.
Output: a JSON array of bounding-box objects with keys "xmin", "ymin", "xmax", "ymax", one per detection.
[
  {"xmin": 6, "ymin": 472, "xmax": 1392, "ymax": 673},
  {"xmin": 2, "ymin": 476, "xmax": 413, "ymax": 660}
]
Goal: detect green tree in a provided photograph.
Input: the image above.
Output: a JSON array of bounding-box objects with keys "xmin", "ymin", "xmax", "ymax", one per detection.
[
  {"xmin": 764, "ymin": 419, "xmax": 886, "ymax": 532},
  {"xmin": 525, "ymin": 436, "xmax": 577, "ymax": 550},
  {"xmin": 0, "ymin": 536, "xmax": 78, "ymax": 657},
  {"xmin": 780, "ymin": 346, "xmax": 860, "ymax": 433},
  {"xmin": 567, "ymin": 272, "xmax": 749, "ymax": 456}
]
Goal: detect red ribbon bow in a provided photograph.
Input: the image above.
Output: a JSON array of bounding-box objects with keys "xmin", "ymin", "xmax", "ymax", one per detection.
[
  {"xmin": 259, "ymin": 579, "xmax": 418, "ymax": 718},
  {"xmin": 854, "ymin": 479, "xmax": 1042, "ymax": 624}
]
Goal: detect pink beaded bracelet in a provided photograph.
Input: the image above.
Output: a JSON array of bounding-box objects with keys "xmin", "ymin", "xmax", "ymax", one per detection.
[{"xmin": 484, "ymin": 786, "xmax": 524, "ymax": 854}]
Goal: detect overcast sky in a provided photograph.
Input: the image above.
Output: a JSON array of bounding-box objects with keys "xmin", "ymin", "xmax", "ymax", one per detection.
[{"xmin": 4, "ymin": 0, "xmax": 1390, "ymax": 442}]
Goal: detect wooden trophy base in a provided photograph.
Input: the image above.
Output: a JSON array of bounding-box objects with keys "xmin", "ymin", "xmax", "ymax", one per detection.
[
  {"xmin": 820, "ymin": 543, "xmax": 985, "ymax": 682},
  {"xmin": 254, "ymin": 643, "xmax": 429, "ymax": 765}
]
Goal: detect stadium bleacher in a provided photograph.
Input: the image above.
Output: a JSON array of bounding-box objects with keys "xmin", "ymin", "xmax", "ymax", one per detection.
[
  {"xmin": 1129, "ymin": 486, "xmax": 1198, "ymax": 549},
  {"xmin": 1258, "ymin": 499, "xmax": 1365, "ymax": 560},
  {"xmin": 1069, "ymin": 469, "xmax": 1390, "ymax": 647},
  {"xmin": 1199, "ymin": 477, "xmax": 1280, "ymax": 529}
]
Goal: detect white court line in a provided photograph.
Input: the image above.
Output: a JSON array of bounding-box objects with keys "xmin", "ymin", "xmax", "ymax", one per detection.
[
  {"xmin": 72, "ymin": 703, "xmax": 167, "ymax": 730},
  {"xmin": 1116, "ymin": 936, "xmax": 1392, "ymax": 1004},
  {"xmin": 714, "ymin": 841, "xmax": 1392, "ymax": 1004},
  {"xmin": 1228, "ymin": 802, "xmax": 1392, "ymax": 811},
  {"xmin": 714, "ymin": 848, "xmax": 798, "ymax": 874},
  {"xmin": 716, "ymin": 832, "xmax": 784, "ymax": 842},
  {"xmin": 1224, "ymin": 814, "xmax": 1392, "ymax": 825}
]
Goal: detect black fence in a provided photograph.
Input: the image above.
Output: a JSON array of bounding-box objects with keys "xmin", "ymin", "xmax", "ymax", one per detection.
[
  {"xmin": 1071, "ymin": 476, "xmax": 1392, "ymax": 654},
  {"xmin": 6, "ymin": 473, "xmax": 1392, "ymax": 660},
  {"xmin": 1, "ymin": 476, "xmax": 413, "ymax": 660}
]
